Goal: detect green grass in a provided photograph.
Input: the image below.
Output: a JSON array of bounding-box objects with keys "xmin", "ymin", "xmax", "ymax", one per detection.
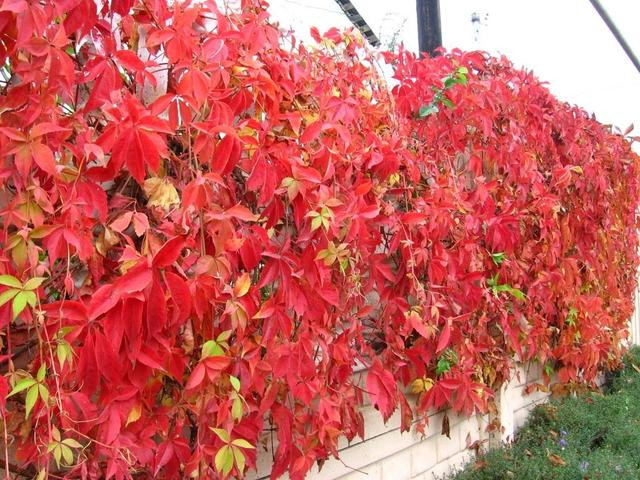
[{"xmin": 448, "ymin": 347, "xmax": 640, "ymax": 480}]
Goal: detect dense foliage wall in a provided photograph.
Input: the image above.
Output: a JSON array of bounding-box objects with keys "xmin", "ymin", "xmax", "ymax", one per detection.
[{"xmin": 0, "ymin": 1, "xmax": 638, "ymax": 479}]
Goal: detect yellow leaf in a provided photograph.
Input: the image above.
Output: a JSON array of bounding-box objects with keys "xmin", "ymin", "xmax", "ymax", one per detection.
[
  {"xmin": 126, "ymin": 403, "xmax": 142, "ymax": 426},
  {"xmin": 410, "ymin": 377, "xmax": 434, "ymax": 394},
  {"xmin": 143, "ymin": 177, "xmax": 180, "ymax": 210},
  {"xmin": 60, "ymin": 444, "xmax": 73, "ymax": 465},
  {"xmin": 23, "ymin": 277, "xmax": 45, "ymax": 291}
]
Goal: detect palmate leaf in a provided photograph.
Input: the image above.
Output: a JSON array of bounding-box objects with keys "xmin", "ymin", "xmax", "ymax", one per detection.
[{"xmin": 0, "ymin": 1, "xmax": 637, "ymax": 478}]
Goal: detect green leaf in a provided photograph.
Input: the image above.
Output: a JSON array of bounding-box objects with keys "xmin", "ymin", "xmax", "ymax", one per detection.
[
  {"xmin": 231, "ymin": 438, "xmax": 254, "ymax": 449},
  {"xmin": 23, "ymin": 290, "xmax": 37, "ymax": 307},
  {"xmin": 214, "ymin": 445, "xmax": 233, "ymax": 476},
  {"xmin": 0, "ymin": 288, "xmax": 19, "ymax": 307},
  {"xmin": 23, "ymin": 277, "xmax": 45, "ymax": 291},
  {"xmin": 216, "ymin": 330, "xmax": 232, "ymax": 343},
  {"xmin": 36, "ymin": 363, "xmax": 46, "ymax": 382},
  {"xmin": 311, "ymin": 215, "xmax": 323, "ymax": 231},
  {"xmin": 441, "ymin": 97, "xmax": 455, "ymax": 109},
  {"xmin": 490, "ymin": 252, "xmax": 506, "ymax": 266},
  {"xmin": 0, "ymin": 274, "xmax": 21, "ymax": 288},
  {"xmin": 418, "ymin": 104, "xmax": 439, "ymax": 118},
  {"xmin": 202, "ymin": 340, "xmax": 224, "ymax": 358},
  {"xmin": 52, "ymin": 444, "xmax": 62, "ymax": 468},
  {"xmin": 12, "ymin": 291, "xmax": 29, "ymax": 318},
  {"xmin": 62, "ymin": 438, "xmax": 83, "ymax": 449},
  {"xmin": 509, "ymin": 288, "xmax": 526, "ymax": 301},
  {"xmin": 315, "ymin": 248, "xmax": 331, "ymax": 262},
  {"xmin": 232, "ymin": 446, "xmax": 246, "ymax": 473},
  {"xmin": 231, "ymin": 396, "xmax": 243, "ymax": 421},
  {"xmin": 38, "ymin": 384, "xmax": 49, "ymax": 404},
  {"xmin": 57, "ymin": 341, "xmax": 73, "ymax": 368},
  {"xmin": 443, "ymin": 76, "xmax": 456, "ymax": 89},
  {"xmin": 229, "ymin": 375, "xmax": 240, "ymax": 392},
  {"xmin": 210, "ymin": 427, "xmax": 230, "ymax": 443},
  {"xmin": 8, "ymin": 377, "xmax": 36, "ymax": 396},
  {"xmin": 544, "ymin": 363, "xmax": 554, "ymax": 377},
  {"xmin": 339, "ymin": 257, "xmax": 349, "ymax": 273},
  {"xmin": 436, "ymin": 357, "xmax": 451, "ymax": 376},
  {"xmin": 60, "ymin": 444, "xmax": 73, "ymax": 465},
  {"xmin": 436, "ymin": 350, "xmax": 457, "ymax": 376},
  {"xmin": 25, "ymin": 384, "xmax": 38, "ymax": 418}
]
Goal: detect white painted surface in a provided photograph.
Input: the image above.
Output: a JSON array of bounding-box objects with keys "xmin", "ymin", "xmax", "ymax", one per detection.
[{"xmin": 249, "ymin": 364, "xmax": 549, "ymax": 479}]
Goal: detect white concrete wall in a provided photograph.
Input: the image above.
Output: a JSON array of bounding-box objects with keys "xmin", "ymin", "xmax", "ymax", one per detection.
[{"xmin": 248, "ymin": 363, "xmax": 550, "ymax": 480}]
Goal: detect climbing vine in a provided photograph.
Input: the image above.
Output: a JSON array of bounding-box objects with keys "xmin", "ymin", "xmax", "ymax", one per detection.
[{"xmin": 0, "ymin": 1, "xmax": 638, "ymax": 479}]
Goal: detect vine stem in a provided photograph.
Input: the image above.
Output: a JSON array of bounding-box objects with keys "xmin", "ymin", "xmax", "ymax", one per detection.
[{"xmin": 2, "ymin": 410, "xmax": 10, "ymax": 480}]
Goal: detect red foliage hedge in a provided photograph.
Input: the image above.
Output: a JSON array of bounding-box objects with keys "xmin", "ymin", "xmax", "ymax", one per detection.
[{"xmin": 0, "ymin": 1, "xmax": 638, "ymax": 479}]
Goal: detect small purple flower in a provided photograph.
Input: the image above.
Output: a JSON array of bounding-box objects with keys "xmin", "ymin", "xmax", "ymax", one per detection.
[
  {"xmin": 560, "ymin": 430, "xmax": 567, "ymax": 437},
  {"xmin": 559, "ymin": 438, "xmax": 568, "ymax": 449},
  {"xmin": 579, "ymin": 461, "xmax": 589, "ymax": 473}
]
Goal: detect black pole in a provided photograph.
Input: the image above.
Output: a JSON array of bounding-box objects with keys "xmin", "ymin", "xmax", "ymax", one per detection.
[
  {"xmin": 588, "ymin": 0, "xmax": 640, "ymax": 74},
  {"xmin": 416, "ymin": 0, "xmax": 442, "ymax": 57}
]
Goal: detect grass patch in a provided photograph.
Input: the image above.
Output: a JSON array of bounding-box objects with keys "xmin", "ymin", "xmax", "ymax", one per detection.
[{"xmin": 448, "ymin": 347, "xmax": 640, "ymax": 480}]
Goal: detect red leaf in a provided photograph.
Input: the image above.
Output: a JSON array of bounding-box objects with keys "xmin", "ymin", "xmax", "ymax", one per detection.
[
  {"xmin": 115, "ymin": 50, "xmax": 144, "ymax": 71},
  {"xmin": 147, "ymin": 29, "xmax": 175, "ymax": 47},
  {"xmin": 292, "ymin": 165, "xmax": 322, "ymax": 183},
  {"xmin": 224, "ymin": 204, "xmax": 258, "ymax": 222},
  {"xmin": 165, "ymin": 271, "xmax": 191, "ymax": 323},
  {"xmin": 185, "ymin": 363, "xmax": 206, "ymax": 390},
  {"xmin": 30, "ymin": 142, "xmax": 56, "ymax": 176},
  {"xmin": 300, "ymin": 120, "xmax": 324, "ymax": 143},
  {"xmin": 402, "ymin": 212, "xmax": 428, "ymax": 225},
  {"xmin": 359, "ymin": 204, "xmax": 380, "ymax": 219},
  {"xmin": 116, "ymin": 265, "xmax": 152, "ymax": 295},
  {"xmin": 153, "ymin": 237, "xmax": 185, "ymax": 269},
  {"xmin": 203, "ymin": 355, "xmax": 231, "ymax": 371},
  {"xmin": 105, "ymin": 408, "xmax": 121, "ymax": 444},
  {"xmin": 366, "ymin": 361, "xmax": 397, "ymax": 420},
  {"xmin": 110, "ymin": 211, "xmax": 133, "ymax": 233},
  {"xmin": 132, "ymin": 212, "xmax": 149, "ymax": 236},
  {"xmin": 436, "ymin": 321, "xmax": 451, "ymax": 353}
]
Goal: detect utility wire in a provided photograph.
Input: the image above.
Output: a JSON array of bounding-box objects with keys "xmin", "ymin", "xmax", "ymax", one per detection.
[
  {"xmin": 281, "ymin": 0, "xmax": 343, "ymax": 16},
  {"xmin": 588, "ymin": 0, "xmax": 640, "ymax": 74}
]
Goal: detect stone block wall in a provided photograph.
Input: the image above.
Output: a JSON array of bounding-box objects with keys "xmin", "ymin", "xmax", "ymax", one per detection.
[{"xmin": 248, "ymin": 363, "xmax": 551, "ymax": 480}]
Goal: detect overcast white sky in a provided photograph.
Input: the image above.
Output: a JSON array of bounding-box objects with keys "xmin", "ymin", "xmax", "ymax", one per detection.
[{"xmin": 266, "ymin": 0, "xmax": 640, "ymax": 132}]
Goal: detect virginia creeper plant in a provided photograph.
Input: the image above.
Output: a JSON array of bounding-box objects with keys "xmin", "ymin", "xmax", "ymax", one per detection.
[{"xmin": 0, "ymin": 0, "xmax": 638, "ymax": 479}]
